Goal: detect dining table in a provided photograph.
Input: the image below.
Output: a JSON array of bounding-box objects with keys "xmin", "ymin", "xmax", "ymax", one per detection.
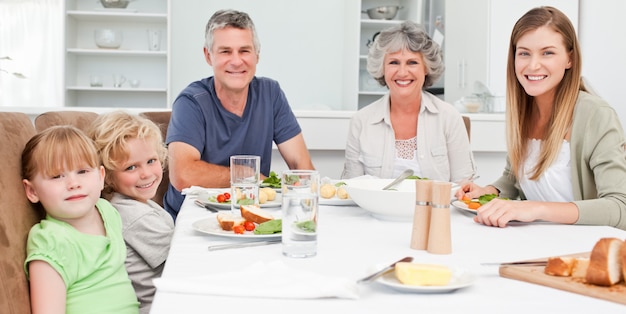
[{"xmin": 150, "ymin": 189, "xmax": 626, "ymax": 313}]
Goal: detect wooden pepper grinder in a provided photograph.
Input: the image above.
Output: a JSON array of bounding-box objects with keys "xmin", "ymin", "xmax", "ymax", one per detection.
[
  {"xmin": 410, "ymin": 179, "xmax": 432, "ymax": 250},
  {"xmin": 427, "ymin": 181, "xmax": 452, "ymax": 254}
]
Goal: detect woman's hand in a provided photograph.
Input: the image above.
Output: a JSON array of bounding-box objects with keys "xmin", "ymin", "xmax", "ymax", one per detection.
[
  {"xmin": 473, "ymin": 199, "xmax": 539, "ymax": 227},
  {"xmin": 454, "ymin": 182, "xmax": 497, "ymax": 200}
]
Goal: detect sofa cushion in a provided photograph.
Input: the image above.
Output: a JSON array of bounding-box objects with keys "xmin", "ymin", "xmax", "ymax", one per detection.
[{"xmin": 0, "ymin": 112, "xmax": 43, "ymax": 313}]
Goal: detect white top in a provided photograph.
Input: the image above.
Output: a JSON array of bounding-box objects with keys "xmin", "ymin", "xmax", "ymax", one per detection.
[{"xmin": 519, "ymin": 139, "xmax": 574, "ymax": 202}]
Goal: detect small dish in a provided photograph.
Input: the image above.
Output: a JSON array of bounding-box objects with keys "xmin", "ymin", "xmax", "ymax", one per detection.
[{"xmin": 377, "ymin": 267, "xmax": 476, "ymax": 293}]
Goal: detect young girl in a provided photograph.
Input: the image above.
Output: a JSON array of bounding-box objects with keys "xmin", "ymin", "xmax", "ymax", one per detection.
[
  {"xmin": 456, "ymin": 6, "xmax": 626, "ymax": 230},
  {"xmin": 88, "ymin": 111, "xmax": 174, "ymax": 314},
  {"xmin": 22, "ymin": 125, "xmax": 139, "ymax": 313}
]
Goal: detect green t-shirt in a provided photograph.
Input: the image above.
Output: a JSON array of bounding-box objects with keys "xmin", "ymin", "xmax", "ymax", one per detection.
[{"xmin": 25, "ymin": 198, "xmax": 139, "ymax": 313}]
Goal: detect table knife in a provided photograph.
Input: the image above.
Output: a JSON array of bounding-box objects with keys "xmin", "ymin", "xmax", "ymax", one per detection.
[
  {"xmin": 357, "ymin": 256, "xmax": 413, "ymax": 284},
  {"xmin": 481, "ymin": 261, "xmax": 547, "ymax": 267},
  {"xmin": 208, "ymin": 239, "xmax": 281, "ymax": 251}
]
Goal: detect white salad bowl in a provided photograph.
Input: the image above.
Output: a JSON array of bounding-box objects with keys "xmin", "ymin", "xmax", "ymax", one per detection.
[{"xmin": 344, "ymin": 178, "xmax": 457, "ymax": 221}]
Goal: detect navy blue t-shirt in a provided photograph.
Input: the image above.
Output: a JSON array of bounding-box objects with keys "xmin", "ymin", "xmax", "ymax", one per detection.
[{"xmin": 164, "ymin": 76, "xmax": 301, "ymax": 220}]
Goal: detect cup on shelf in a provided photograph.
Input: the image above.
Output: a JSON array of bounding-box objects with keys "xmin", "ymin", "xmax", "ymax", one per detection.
[
  {"xmin": 113, "ymin": 74, "xmax": 126, "ymax": 88},
  {"xmin": 90, "ymin": 75, "xmax": 103, "ymax": 87},
  {"xmin": 147, "ymin": 29, "xmax": 161, "ymax": 51},
  {"xmin": 129, "ymin": 79, "xmax": 140, "ymax": 88}
]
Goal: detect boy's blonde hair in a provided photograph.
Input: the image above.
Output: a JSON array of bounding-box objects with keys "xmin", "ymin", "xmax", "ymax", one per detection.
[
  {"xmin": 87, "ymin": 111, "xmax": 167, "ymax": 194},
  {"xmin": 21, "ymin": 125, "xmax": 100, "ymax": 181}
]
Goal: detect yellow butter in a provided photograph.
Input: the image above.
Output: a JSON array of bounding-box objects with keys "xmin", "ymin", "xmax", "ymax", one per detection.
[{"xmin": 394, "ymin": 262, "xmax": 452, "ymax": 286}]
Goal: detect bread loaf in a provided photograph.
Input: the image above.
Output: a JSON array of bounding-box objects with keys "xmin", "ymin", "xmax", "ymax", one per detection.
[
  {"xmin": 544, "ymin": 257, "xmax": 575, "ymax": 276},
  {"xmin": 240, "ymin": 204, "xmax": 274, "ymax": 224},
  {"xmin": 216, "ymin": 213, "xmax": 245, "ymax": 231},
  {"xmin": 585, "ymin": 237, "xmax": 624, "ymax": 286}
]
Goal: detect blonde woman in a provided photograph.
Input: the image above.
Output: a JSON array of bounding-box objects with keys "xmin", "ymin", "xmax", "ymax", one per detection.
[{"xmin": 456, "ymin": 6, "xmax": 626, "ymax": 230}]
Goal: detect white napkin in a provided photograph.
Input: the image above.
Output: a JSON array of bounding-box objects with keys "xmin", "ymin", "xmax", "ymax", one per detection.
[
  {"xmin": 181, "ymin": 185, "xmax": 210, "ymax": 196},
  {"xmin": 153, "ymin": 260, "xmax": 359, "ymax": 299}
]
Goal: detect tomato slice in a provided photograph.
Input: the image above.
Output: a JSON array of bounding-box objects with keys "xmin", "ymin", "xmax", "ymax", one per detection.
[
  {"xmin": 223, "ymin": 192, "xmax": 231, "ymax": 201},
  {"xmin": 217, "ymin": 194, "xmax": 226, "ymax": 203},
  {"xmin": 233, "ymin": 225, "xmax": 245, "ymax": 234}
]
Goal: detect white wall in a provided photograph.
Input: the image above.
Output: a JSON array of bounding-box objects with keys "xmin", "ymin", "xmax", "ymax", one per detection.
[
  {"xmin": 579, "ymin": 0, "xmax": 626, "ymax": 127},
  {"xmin": 169, "ymin": 0, "xmax": 359, "ymax": 111}
]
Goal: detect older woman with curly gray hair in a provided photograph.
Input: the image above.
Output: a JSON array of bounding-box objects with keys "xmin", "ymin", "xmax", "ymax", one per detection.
[{"xmin": 341, "ymin": 21, "xmax": 476, "ymax": 182}]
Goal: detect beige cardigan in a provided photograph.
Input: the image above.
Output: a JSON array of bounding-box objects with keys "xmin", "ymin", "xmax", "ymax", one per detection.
[{"xmin": 493, "ymin": 91, "xmax": 626, "ymax": 230}]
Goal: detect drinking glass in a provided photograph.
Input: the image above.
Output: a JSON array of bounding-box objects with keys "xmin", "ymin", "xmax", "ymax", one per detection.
[
  {"xmin": 230, "ymin": 155, "xmax": 260, "ymax": 215},
  {"xmin": 281, "ymin": 170, "xmax": 320, "ymax": 258}
]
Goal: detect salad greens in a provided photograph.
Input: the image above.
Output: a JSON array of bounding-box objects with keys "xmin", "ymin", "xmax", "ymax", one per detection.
[
  {"xmin": 296, "ymin": 220, "xmax": 316, "ymax": 232},
  {"xmin": 478, "ymin": 194, "xmax": 508, "ymax": 205},
  {"xmin": 334, "ymin": 181, "xmax": 347, "ymax": 187},
  {"xmin": 261, "ymin": 171, "xmax": 281, "ymax": 188},
  {"xmin": 254, "ymin": 219, "xmax": 282, "ymax": 234},
  {"xmin": 406, "ymin": 175, "xmax": 429, "ymax": 180}
]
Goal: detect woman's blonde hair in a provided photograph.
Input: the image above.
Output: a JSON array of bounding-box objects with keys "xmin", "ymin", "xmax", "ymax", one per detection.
[
  {"xmin": 87, "ymin": 111, "xmax": 167, "ymax": 195},
  {"xmin": 506, "ymin": 6, "xmax": 586, "ymax": 180},
  {"xmin": 22, "ymin": 125, "xmax": 100, "ymax": 180}
]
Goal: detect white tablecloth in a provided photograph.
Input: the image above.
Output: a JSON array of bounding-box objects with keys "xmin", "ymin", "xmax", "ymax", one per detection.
[{"xmin": 151, "ymin": 192, "xmax": 626, "ymax": 313}]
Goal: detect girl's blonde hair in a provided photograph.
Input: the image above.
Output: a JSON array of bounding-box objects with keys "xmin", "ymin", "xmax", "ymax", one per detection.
[
  {"xmin": 506, "ymin": 6, "xmax": 586, "ymax": 180},
  {"xmin": 21, "ymin": 125, "xmax": 100, "ymax": 180},
  {"xmin": 87, "ymin": 111, "xmax": 167, "ymax": 195}
]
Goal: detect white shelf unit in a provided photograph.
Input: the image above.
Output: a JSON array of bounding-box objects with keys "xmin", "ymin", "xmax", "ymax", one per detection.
[
  {"xmin": 64, "ymin": 0, "xmax": 169, "ymax": 108},
  {"xmin": 358, "ymin": 0, "xmax": 422, "ymax": 109}
]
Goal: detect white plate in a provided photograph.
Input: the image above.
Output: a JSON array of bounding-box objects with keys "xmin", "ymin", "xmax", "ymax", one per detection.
[
  {"xmin": 451, "ymin": 200, "xmax": 478, "ymax": 215},
  {"xmin": 202, "ymin": 193, "xmax": 282, "ymax": 209},
  {"xmin": 191, "ymin": 216, "xmax": 281, "ymax": 239},
  {"xmin": 377, "ymin": 267, "xmax": 476, "ymax": 293},
  {"xmin": 319, "ymin": 180, "xmax": 356, "ymax": 206},
  {"xmin": 319, "ymin": 197, "xmax": 356, "ymax": 206}
]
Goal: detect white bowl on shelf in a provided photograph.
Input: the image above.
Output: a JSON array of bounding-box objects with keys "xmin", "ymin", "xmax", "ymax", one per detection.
[{"xmin": 94, "ymin": 29, "xmax": 122, "ymax": 49}]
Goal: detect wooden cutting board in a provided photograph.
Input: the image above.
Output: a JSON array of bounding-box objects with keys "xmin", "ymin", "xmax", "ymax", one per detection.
[{"xmin": 499, "ymin": 252, "xmax": 626, "ymax": 305}]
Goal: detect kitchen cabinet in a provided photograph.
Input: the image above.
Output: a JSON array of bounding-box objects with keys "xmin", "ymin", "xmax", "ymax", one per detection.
[
  {"xmin": 358, "ymin": 0, "xmax": 422, "ymax": 109},
  {"xmin": 63, "ymin": 0, "xmax": 169, "ymax": 108}
]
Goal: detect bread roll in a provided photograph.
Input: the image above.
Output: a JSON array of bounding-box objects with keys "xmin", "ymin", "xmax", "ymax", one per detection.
[
  {"xmin": 260, "ymin": 187, "xmax": 277, "ymax": 201},
  {"xmin": 544, "ymin": 257, "xmax": 575, "ymax": 276},
  {"xmin": 240, "ymin": 204, "xmax": 274, "ymax": 224},
  {"xmin": 585, "ymin": 237, "xmax": 624, "ymax": 286},
  {"xmin": 337, "ymin": 186, "xmax": 349, "ymax": 199},
  {"xmin": 259, "ymin": 190, "xmax": 268, "ymax": 204},
  {"xmin": 320, "ymin": 183, "xmax": 336, "ymax": 199},
  {"xmin": 216, "ymin": 213, "xmax": 245, "ymax": 231}
]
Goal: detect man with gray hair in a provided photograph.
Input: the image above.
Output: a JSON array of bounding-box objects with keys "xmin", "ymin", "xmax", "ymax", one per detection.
[{"xmin": 164, "ymin": 9, "xmax": 314, "ymax": 220}]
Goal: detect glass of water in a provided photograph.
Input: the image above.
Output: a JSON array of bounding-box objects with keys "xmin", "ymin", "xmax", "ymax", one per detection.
[
  {"xmin": 230, "ymin": 155, "xmax": 260, "ymax": 215},
  {"xmin": 281, "ymin": 170, "xmax": 319, "ymax": 258}
]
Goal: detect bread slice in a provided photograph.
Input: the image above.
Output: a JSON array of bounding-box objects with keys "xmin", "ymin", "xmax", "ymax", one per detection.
[
  {"xmin": 572, "ymin": 257, "xmax": 590, "ymax": 279},
  {"xmin": 216, "ymin": 212, "xmax": 245, "ymax": 231},
  {"xmin": 545, "ymin": 257, "xmax": 575, "ymax": 276},
  {"xmin": 240, "ymin": 204, "xmax": 274, "ymax": 224},
  {"xmin": 585, "ymin": 237, "xmax": 624, "ymax": 286},
  {"xmin": 619, "ymin": 240, "xmax": 626, "ymax": 281}
]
